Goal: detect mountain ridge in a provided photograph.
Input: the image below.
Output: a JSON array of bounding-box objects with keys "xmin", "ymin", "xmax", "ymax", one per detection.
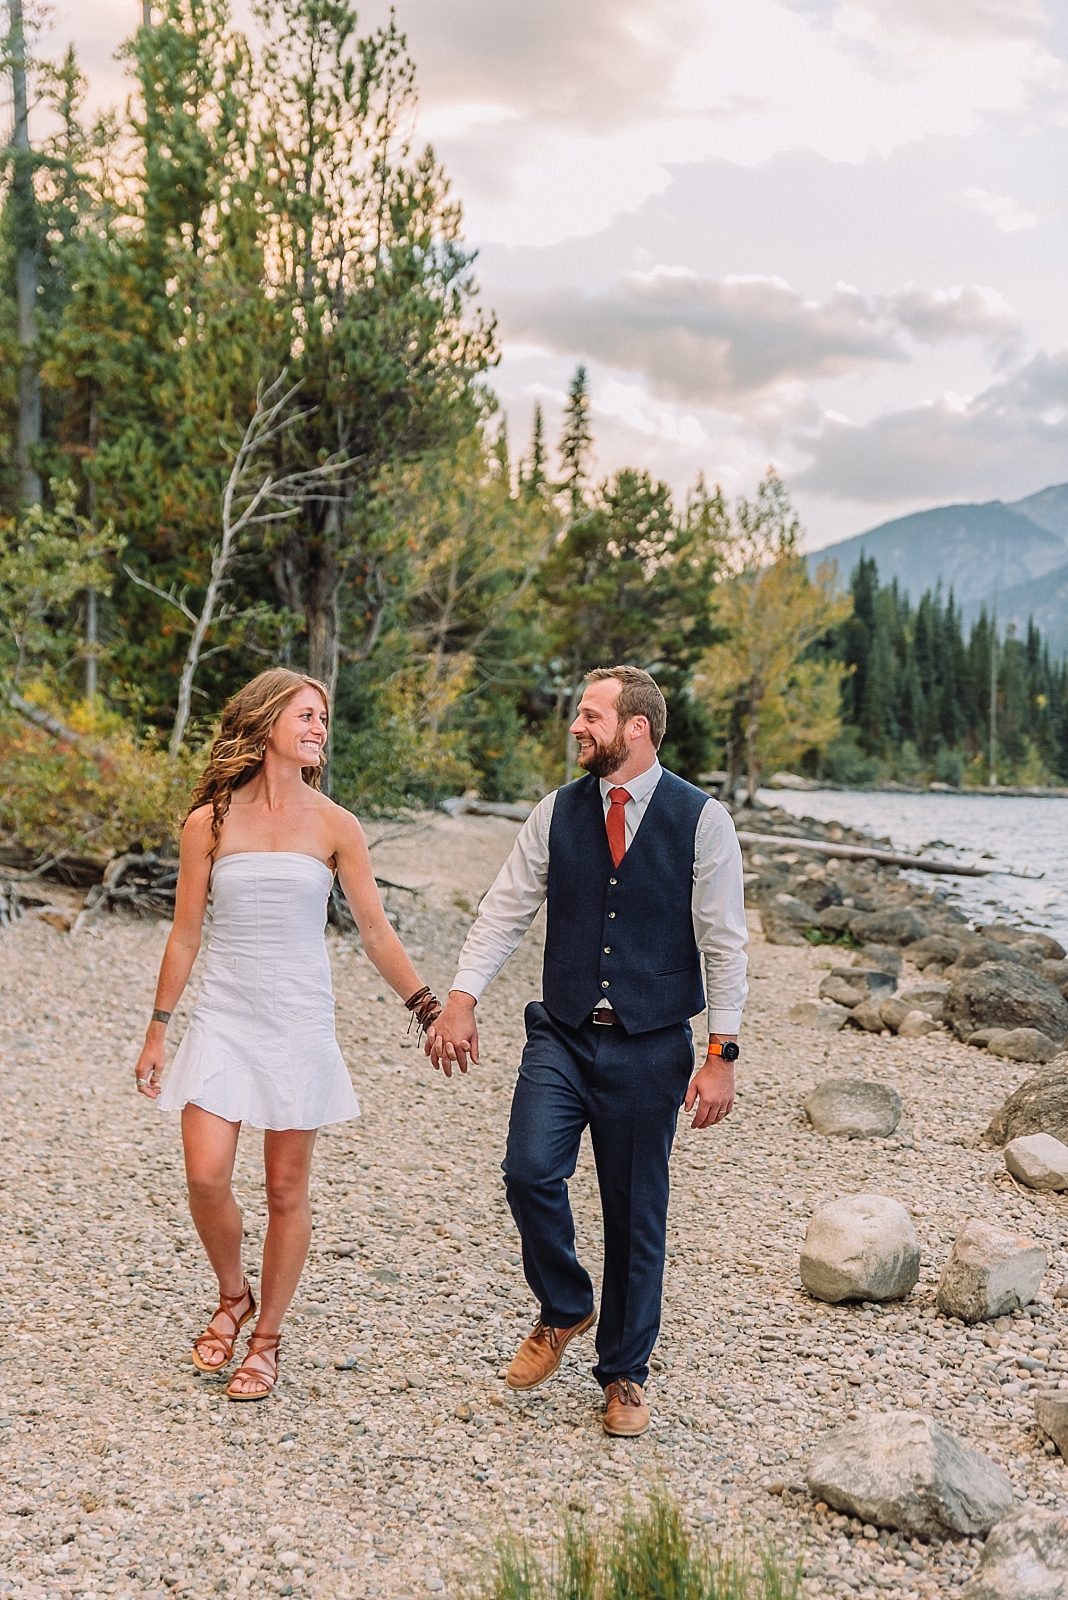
[{"xmin": 807, "ymin": 482, "xmax": 1068, "ymax": 654}]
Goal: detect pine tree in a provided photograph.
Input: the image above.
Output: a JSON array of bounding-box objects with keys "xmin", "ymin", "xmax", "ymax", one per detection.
[
  {"xmin": 558, "ymin": 364, "xmax": 592, "ymax": 513},
  {"xmin": 521, "ymin": 402, "xmax": 546, "ymax": 499}
]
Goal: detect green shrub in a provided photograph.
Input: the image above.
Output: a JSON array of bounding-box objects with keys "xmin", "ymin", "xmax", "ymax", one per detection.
[
  {"xmin": 0, "ymin": 696, "xmax": 199, "ymax": 859},
  {"xmin": 475, "ymin": 1494, "xmax": 802, "ymax": 1600}
]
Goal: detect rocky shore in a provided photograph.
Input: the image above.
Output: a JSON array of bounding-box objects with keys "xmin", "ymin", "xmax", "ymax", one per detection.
[{"xmin": 2, "ymin": 806, "xmax": 1068, "ymax": 1600}]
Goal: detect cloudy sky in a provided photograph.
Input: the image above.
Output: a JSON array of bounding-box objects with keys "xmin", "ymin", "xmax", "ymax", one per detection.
[{"xmin": 64, "ymin": 1, "xmax": 1068, "ymax": 547}]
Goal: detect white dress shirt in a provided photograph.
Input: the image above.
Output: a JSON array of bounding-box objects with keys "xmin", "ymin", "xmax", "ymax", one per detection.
[{"xmin": 452, "ymin": 759, "xmax": 749, "ymax": 1035}]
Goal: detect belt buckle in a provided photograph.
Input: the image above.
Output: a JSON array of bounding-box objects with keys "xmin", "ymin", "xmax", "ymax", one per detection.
[{"xmin": 591, "ymin": 1009, "xmax": 615, "ymax": 1027}]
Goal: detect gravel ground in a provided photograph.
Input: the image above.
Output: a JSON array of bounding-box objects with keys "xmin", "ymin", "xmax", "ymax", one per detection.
[{"xmin": 2, "ymin": 810, "xmax": 1068, "ymax": 1600}]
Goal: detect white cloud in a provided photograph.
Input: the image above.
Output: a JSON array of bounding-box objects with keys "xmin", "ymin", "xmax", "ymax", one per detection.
[
  {"xmin": 796, "ymin": 348, "xmax": 1068, "ymax": 501},
  {"xmin": 960, "ymin": 186, "xmax": 1039, "ymax": 233},
  {"xmin": 786, "ymin": 0, "xmax": 1050, "ymax": 49},
  {"xmin": 496, "ymin": 271, "xmax": 1021, "ymax": 405},
  {"xmin": 360, "ymin": 0, "xmax": 709, "ymax": 134}
]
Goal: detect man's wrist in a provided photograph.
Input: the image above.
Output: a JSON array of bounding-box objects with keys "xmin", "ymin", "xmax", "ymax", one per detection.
[
  {"xmin": 706, "ymin": 1035, "xmax": 739, "ymax": 1063},
  {"xmin": 447, "ymin": 990, "xmax": 477, "ymax": 1009}
]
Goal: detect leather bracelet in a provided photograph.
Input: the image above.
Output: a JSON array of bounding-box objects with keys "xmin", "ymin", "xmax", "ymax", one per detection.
[{"xmin": 151, "ymin": 1009, "xmax": 171, "ymax": 1026}]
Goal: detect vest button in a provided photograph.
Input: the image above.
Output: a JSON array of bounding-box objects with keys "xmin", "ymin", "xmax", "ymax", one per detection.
[
  {"xmin": 608, "ymin": 911, "xmax": 616, "ymax": 919},
  {"xmin": 609, "ymin": 877, "xmax": 617, "ymax": 885},
  {"xmin": 601, "ymin": 980, "xmax": 610, "ymax": 989},
  {"xmin": 603, "ymin": 945, "xmax": 611, "ymax": 954}
]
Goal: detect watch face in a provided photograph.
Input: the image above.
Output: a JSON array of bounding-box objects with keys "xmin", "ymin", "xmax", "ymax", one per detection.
[{"xmin": 721, "ymin": 1041, "xmax": 740, "ymax": 1062}]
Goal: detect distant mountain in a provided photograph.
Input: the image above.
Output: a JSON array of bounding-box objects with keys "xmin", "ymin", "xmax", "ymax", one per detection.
[
  {"xmin": 1008, "ymin": 483, "xmax": 1068, "ymax": 539},
  {"xmin": 808, "ymin": 482, "xmax": 1068, "ymax": 655},
  {"xmin": 991, "ymin": 561, "xmax": 1068, "ymax": 657}
]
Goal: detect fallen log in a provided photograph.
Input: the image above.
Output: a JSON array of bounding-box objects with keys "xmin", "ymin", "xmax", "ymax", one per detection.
[{"xmin": 734, "ymin": 830, "xmax": 1041, "ymax": 879}]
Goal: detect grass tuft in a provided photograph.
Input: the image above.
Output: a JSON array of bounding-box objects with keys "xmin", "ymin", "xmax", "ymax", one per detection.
[{"xmin": 474, "ymin": 1493, "xmax": 802, "ymax": 1600}]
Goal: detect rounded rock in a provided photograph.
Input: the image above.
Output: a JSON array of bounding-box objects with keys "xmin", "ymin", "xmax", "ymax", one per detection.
[
  {"xmin": 804, "ymin": 1079, "xmax": 902, "ymax": 1139},
  {"xmin": 799, "ymin": 1194, "xmax": 921, "ymax": 1304}
]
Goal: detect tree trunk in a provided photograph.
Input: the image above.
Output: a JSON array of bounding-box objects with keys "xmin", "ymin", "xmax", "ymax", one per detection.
[
  {"xmin": 8, "ymin": 0, "xmax": 41, "ymax": 505},
  {"xmin": 85, "ymin": 388, "xmax": 99, "ymax": 699},
  {"xmin": 304, "ymin": 541, "xmax": 341, "ymax": 794},
  {"xmin": 745, "ymin": 678, "xmax": 761, "ymax": 807}
]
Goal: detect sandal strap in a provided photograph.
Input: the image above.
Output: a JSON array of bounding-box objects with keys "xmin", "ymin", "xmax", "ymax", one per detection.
[
  {"xmin": 193, "ymin": 1280, "xmax": 254, "ymax": 1351},
  {"xmin": 245, "ymin": 1333, "xmax": 281, "ymax": 1352},
  {"xmin": 229, "ymin": 1336, "xmax": 281, "ymax": 1393}
]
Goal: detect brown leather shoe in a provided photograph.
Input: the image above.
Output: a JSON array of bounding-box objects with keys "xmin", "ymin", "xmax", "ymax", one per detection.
[
  {"xmin": 505, "ymin": 1311, "xmax": 596, "ymax": 1391},
  {"xmin": 603, "ymin": 1378, "xmax": 650, "ymax": 1436}
]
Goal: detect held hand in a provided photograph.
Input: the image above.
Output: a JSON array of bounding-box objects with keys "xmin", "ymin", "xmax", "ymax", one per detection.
[
  {"xmin": 684, "ymin": 1056, "xmax": 735, "ymax": 1130},
  {"xmin": 133, "ymin": 1032, "xmax": 166, "ymax": 1099},
  {"xmin": 426, "ymin": 992, "xmax": 479, "ymax": 1078}
]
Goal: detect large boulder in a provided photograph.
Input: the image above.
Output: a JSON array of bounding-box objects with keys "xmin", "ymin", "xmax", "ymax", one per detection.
[
  {"xmin": 1038, "ymin": 959, "xmax": 1068, "ymax": 996},
  {"xmin": 819, "ymin": 974, "xmax": 866, "ymax": 1008},
  {"xmin": 978, "ymin": 922, "xmax": 1066, "ymax": 961},
  {"xmin": 985, "ymin": 1063, "xmax": 1068, "ymax": 1147},
  {"xmin": 1004, "ymin": 1133, "xmax": 1068, "ymax": 1191},
  {"xmin": 944, "ymin": 965, "xmax": 1068, "ymax": 1044},
  {"xmin": 936, "ymin": 1220, "xmax": 1046, "ymax": 1322},
  {"xmin": 898, "ymin": 981, "xmax": 949, "ymax": 1020},
  {"xmin": 855, "ymin": 944, "xmax": 903, "ymax": 978},
  {"xmin": 950, "ymin": 939, "xmax": 1027, "ymax": 972},
  {"xmin": 1034, "ymin": 1392, "xmax": 1068, "ymax": 1461},
  {"xmin": 805, "ymin": 1413, "xmax": 1013, "ymax": 1540},
  {"xmin": 848, "ymin": 1000, "xmax": 887, "ymax": 1033},
  {"xmin": 899, "ymin": 1010, "xmax": 940, "ymax": 1038},
  {"xmin": 815, "ymin": 905, "xmax": 856, "ymax": 933},
  {"xmin": 849, "ymin": 907, "xmax": 930, "ymax": 947},
  {"xmin": 988, "ymin": 1028, "xmax": 1061, "ymax": 1065},
  {"xmin": 804, "ymin": 1079, "xmax": 902, "ymax": 1139},
  {"xmin": 880, "ymin": 996, "xmax": 913, "ymax": 1032},
  {"xmin": 799, "ymin": 1195, "xmax": 920, "ymax": 1303},
  {"xmin": 786, "ymin": 1000, "xmax": 850, "ymax": 1032},
  {"xmin": 832, "ymin": 965, "xmax": 896, "ymax": 997},
  {"xmin": 908, "ymin": 933, "xmax": 964, "ymax": 967},
  {"xmin": 760, "ymin": 910, "xmax": 808, "ymax": 946},
  {"xmin": 789, "ymin": 876, "xmax": 845, "ymax": 912},
  {"xmin": 962, "ymin": 1509, "xmax": 1068, "ymax": 1600}
]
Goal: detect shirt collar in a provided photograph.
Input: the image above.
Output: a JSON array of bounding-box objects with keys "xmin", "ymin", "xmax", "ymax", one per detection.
[{"xmin": 599, "ymin": 758, "xmax": 662, "ymax": 805}]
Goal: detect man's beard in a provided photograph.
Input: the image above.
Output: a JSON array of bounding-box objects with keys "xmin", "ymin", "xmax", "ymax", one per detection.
[{"xmin": 576, "ymin": 727, "xmax": 629, "ymax": 779}]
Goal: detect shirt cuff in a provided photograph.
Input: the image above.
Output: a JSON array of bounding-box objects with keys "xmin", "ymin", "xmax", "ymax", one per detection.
[
  {"xmin": 706, "ymin": 1009, "xmax": 743, "ymax": 1036},
  {"xmin": 450, "ymin": 970, "xmax": 488, "ymax": 1004}
]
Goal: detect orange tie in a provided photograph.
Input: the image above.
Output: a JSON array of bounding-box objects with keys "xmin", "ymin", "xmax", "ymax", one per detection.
[{"xmin": 606, "ymin": 787, "xmax": 632, "ymax": 867}]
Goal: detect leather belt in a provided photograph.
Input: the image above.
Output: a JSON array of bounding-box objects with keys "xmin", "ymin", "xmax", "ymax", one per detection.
[{"xmin": 590, "ymin": 1007, "xmax": 621, "ymax": 1026}]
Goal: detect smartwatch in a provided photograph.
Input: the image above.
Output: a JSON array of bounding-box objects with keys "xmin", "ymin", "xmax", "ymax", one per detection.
[{"xmin": 708, "ymin": 1039, "xmax": 740, "ymax": 1062}]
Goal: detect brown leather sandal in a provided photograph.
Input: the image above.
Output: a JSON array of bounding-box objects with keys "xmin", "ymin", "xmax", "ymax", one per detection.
[
  {"xmin": 226, "ymin": 1333, "xmax": 281, "ymax": 1401},
  {"xmin": 191, "ymin": 1279, "xmax": 256, "ymax": 1373}
]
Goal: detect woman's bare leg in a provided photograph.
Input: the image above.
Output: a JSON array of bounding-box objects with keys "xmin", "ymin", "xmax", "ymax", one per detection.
[
  {"xmin": 182, "ymin": 1104, "xmax": 244, "ymax": 1292},
  {"xmin": 228, "ymin": 1128, "xmax": 317, "ymax": 1395}
]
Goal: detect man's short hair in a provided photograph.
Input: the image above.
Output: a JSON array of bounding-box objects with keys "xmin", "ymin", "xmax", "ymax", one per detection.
[{"xmin": 585, "ymin": 665, "xmax": 667, "ymax": 750}]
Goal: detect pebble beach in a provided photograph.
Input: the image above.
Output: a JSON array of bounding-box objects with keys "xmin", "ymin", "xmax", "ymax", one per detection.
[{"xmin": 3, "ymin": 810, "xmax": 1068, "ymax": 1600}]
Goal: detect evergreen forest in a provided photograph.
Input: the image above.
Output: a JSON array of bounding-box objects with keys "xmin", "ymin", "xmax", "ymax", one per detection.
[{"xmin": 2, "ymin": 0, "xmax": 1066, "ymax": 864}]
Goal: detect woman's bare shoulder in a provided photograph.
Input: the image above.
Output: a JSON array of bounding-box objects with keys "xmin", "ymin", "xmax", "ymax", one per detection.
[
  {"xmin": 181, "ymin": 805, "xmax": 215, "ymax": 851},
  {"xmin": 319, "ymin": 795, "xmax": 367, "ymax": 849}
]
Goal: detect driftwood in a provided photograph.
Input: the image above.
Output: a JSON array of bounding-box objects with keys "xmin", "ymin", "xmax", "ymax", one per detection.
[
  {"xmin": 73, "ymin": 853, "xmax": 179, "ymax": 932},
  {"xmin": 0, "ymin": 879, "xmax": 23, "ymax": 926},
  {"xmin": 735, "ymin": 830, "xmax": 1040, "ymax": 879},
  {"xmin": 439, "ymin": 797, "xmax": 535, "ymax": 822}
]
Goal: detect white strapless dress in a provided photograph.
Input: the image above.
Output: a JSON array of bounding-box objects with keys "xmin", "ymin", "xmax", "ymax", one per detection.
[{"xmin": 158, "ymin": 852, "xmax": 361, "ymax": 1130}]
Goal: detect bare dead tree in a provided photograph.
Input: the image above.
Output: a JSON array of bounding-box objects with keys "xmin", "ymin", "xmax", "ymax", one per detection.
[
  {"xmin": 6, "ymin": 0, "xmax": 41, "ymax": 504},
  {"xmin": 125, "ymin": 374, "xmax": 352, "ymax": 754}
]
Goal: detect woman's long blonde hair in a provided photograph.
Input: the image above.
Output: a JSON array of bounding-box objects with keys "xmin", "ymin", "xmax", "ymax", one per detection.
[{"xmin": 187, "ymin": 668, "xmax": 331, "ymax": 850}]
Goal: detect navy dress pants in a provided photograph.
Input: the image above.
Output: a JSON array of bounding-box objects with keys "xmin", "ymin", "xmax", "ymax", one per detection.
[{"xmin": 502, "ymin": 1001, "xmax": 694, "ymax": 1389}]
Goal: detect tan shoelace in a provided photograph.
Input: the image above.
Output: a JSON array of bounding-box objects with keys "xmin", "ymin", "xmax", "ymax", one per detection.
[
  {"xmin": 529, "ymin": 1320, "xmax": 561, "ymax": 1351},
  {"xmin": 609, "ymin": 1378, "xmax": 643, "ymax": 1406}
]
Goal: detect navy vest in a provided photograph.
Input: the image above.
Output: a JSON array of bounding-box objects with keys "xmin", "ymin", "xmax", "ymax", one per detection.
[{"xmin": 542, "ymin": 769, "xmax": 709, "ymax": 1035}]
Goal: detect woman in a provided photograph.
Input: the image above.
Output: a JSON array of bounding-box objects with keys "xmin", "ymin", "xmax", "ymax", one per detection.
[{"xmin": 133, "ymin": 668, "xmax": 440, "ymax": 1400}]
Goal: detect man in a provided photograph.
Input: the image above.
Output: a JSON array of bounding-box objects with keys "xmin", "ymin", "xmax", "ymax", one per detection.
[{"xmin": 428, "ymin": 666, "xmax": 748, "ymax": 1436}]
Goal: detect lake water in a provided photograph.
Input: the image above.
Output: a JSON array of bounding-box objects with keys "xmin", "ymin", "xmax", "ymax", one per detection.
[{"xmin": 758, "ymin": 788, "xmax": 1068, "ymax": 943}]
